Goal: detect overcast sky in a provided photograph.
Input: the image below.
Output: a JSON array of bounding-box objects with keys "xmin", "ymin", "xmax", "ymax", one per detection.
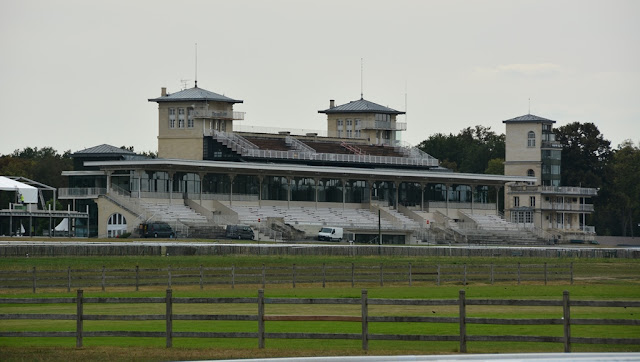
[{"xmin": 1, "ymin": 0, "xmax": 638, "ymax": 156}]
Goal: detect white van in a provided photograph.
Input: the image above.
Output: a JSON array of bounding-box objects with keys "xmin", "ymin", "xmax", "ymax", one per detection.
[{"xmin": 318, "ymin": 227, "xmax": 343, "ymax": 242}]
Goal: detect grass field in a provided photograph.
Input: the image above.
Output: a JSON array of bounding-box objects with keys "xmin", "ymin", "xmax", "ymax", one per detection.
[{"xmin": 1, "ymin": 254, "xmax": 639, "ymax": 361}]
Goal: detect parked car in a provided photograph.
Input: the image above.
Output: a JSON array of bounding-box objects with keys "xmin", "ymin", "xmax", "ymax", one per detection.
[
  {"xmin": 141, "ymin": 222, "xmax": 175, "ymax": 238},
  {"xmin": 226, "ymin": 224, "xmax": 255, "ymax": 240},
  {"xmin": 318, "ymin": 227, "xmax": 343, "ymax": 241}
]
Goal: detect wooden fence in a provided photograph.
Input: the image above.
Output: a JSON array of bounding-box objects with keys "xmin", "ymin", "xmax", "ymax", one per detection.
[
  {"xmin": 0, "ymin": 289, "xmax": 638, "ymax": 352},
  {"xmin": 0, "ymin": 263, "xmax": 573, "ymax": 292}
]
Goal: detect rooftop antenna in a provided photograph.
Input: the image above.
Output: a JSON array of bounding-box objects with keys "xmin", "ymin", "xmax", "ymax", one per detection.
[
  {"xmin": 360, "ymin": 58, "xmax": 364, "ymax": 100},
  {"xmin": 180, "ymin": 79, "xmax": 190, "ymax": 90},
  {"xmin": 405, "ymin": 80, "xmax": 408, "ymax": 124},
  {"xmin": 195, "ymin": 43, "xmax": 198, "ymax": 88},
  {"xmin": 528, "ymin": 98, "xmax": 531, "ymax": 114}
]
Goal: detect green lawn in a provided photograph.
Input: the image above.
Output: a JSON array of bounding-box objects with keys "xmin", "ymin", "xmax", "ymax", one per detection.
[{"xmin": 0, "ymin": 255, "xmax": 639, "ymax": 361}]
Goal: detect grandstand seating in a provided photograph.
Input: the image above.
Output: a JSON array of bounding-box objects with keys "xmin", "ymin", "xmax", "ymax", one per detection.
[
  {"xmin": 242, "ymin": 136, "xmax": 291, "ymax": 151},
  {"xmin": 232, "ymin": 205, "xmax": 417, "ymax": 230},
  {"xmin": 139, "ymin": 201, "xmax": 209, "ymax": 224}
]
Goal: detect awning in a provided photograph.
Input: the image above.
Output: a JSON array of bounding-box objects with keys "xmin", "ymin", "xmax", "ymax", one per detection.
[{"xmin": 0, "ymin": 176, "xmax": 38, "ymax": 204}]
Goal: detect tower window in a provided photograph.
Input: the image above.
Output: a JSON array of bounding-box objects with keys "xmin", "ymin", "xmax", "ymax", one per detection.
[
  {"xmin": 527, "ymin": 131, "xmax": 536, "ymax": 147},
  {"xmin": 527, "ymin": 169, "xmax": 535, "ymax": 177}
]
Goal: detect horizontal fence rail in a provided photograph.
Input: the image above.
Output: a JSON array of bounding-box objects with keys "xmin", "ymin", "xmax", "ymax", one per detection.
[
  {"xmin": 0, "ymin": 290, "xmax": 638, "ymax": 352},
  {"xmin": 0, "ymin": 263, "xmax": 574, "ymax": 292}
]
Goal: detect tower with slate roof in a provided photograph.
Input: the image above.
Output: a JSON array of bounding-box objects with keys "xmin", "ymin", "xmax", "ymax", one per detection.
[
  {"xmin": 149, "ymin": 85, "xmax": 244, "ymax": 160},
  {"xmin": 318, "ymin": 98, "xmax": 406, "ymax": 145}
]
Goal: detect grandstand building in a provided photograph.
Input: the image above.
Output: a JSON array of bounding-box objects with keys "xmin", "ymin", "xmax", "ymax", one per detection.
[{"xmin": 61, "ymin": 83, "xmax": 546, "ymax": 243}]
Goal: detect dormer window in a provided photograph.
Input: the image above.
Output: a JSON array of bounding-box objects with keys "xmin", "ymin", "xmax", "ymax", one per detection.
[{"xmin": 527, "ymin": 131, "xmax": 536, "ymax": 147}]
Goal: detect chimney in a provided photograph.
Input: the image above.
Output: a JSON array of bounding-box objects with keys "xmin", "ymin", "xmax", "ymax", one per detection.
[
  {"xmin": 161, "ymin": 87, "xmax": 167, "ymax": 97},
  {"xmin": 330, "ymin": 99, "xmax": 335, "ymax": 108}
]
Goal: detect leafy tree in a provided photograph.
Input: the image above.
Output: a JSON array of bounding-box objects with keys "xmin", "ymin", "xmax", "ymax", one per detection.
[
  {"xmin": 553, "ymin": 122, "xmax": 611, "ymax": 188},
  {"xmin": 608, "ymin": 141, "xmax": 640, "ymax": 236},
  {"xmin": 418, "ymin": 126, "xmax": 505, "ymax": 174},
  {"xmin": 485, "ymin": 158, "xmax": 505, "ymax": 175}
]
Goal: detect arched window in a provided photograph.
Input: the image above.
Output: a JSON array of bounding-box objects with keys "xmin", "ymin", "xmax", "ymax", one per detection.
[
  {"xmin": 527, "ymin": 131, "xmax": 536, "ymax": 147},
  {"xmin": 107, "ymin": 213, "xmax": 127, "ymax": 238},
  {"xmin": 527, "ymin": 169, "xmax": 535, "ymax": 177}
]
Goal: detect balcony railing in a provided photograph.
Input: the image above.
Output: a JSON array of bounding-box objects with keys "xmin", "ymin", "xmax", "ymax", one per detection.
[
  {"xmin": 541, "ymin": 141, "xmax": 562, "ymax": 149},
  {"xmin": 58, "ymin": 188, "xmax": 106, "ymax": 199},
  {"xmin": 359, "ymin": 120, "xmax": 407, "ymax": 131},
  {"xmin": 192, "ymin": 108, "xmax": 245, "ymax": 120},
  {"xmin": 541, "ymin": 202, "xmax": 595, "ymax": 212},
  {"xmin": 541, "ymin": 186, "xmax": 598, "ymax": 196}
]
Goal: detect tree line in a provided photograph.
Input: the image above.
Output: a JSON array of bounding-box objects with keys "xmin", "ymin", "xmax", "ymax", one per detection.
[{"xmin": 418, "ymin": 124, "xmax": 639, "ymax": 237}]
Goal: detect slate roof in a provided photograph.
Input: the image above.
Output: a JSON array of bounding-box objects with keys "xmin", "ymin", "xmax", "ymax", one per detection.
[
  {"xmin": 73, "ymin": 144, "xmax": 137, "ymax": 157},
  {"xmin": 148, "ymin": 86, "xmax": 243, "ymax": 104},
  {"xmin": 318, "ymin": 98, "xmax": 405, "ymax": 115},
  {"xmin": 502, "ymin": 114, "xmax": 556, "ymax": 124}
]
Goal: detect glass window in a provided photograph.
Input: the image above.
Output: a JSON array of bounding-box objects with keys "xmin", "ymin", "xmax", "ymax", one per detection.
[
  {"xmin": 527, "ymin": 131, "xmax": 536, "ymax": 147},
  {"xmin": 514, "ymin": 196, "xmax": 520, "ymax": 207},
  {"xmin": 530, "ymin": 196, "xmax": 536, "ymax": 207},
  {"xmin": 527, "ymin": 169, "xmax": 535, "ymax": 177}
]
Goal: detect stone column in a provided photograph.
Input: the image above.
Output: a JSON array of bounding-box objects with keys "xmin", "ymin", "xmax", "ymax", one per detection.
[
  {"xmin": 258, "ymin": 175, "xmax": 263, "ymax": 208},
  {"xmin": 168, "ymin": 171, "xmax": 175, "ymax": 202},
  {"xmin": 229, "ymin": 174, "xmax": 235, "ymax": 208},
  {"xmin": 342, "ymin": 178, "xmax": 347, "ymax": 210},
  {"xmin": 287, "ymin": 176, "xmax": 292, "ymax": 209},
  {"xmin": 315, "ymin": 177, "xmax": 319, "ymax": 210}
]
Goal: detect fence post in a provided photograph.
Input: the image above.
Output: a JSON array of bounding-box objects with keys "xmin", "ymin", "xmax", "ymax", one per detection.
[
  {"xmin": 463, "ymin": 264, "xmax": 467, "ymax": 286},
  {"xmin": 168, "ymin": 265, "xmax": 172, "ymax": 289},
  {"xmin": 67, "ymin": 266, "xmax": 71, "ymax": 293},
  {"xmin": 76, "ymin": 289, "xmax": 83, "ymax": 348},
  {"xmin": 408, "ymin": 263, "xmax": 412, "ymax": 287},
  {"xmin": 379, "ymin": 263, "xmax": 383, "ymax": 287},
  {"xmin": 361, "ymin": 289, "xmax": 368, "ymax": 351},
  {"xmin": 199, "ymin": 265, "xmax": 204, "ymax": 290},
  {"xmin": 351, "ymin": 263, "xmax": 355, "ymax": 288},
  {"xmin": 322, "ymin": 263, "xmax": 326, "ymax": 288},
  {"xmin": 101, "ymin": 266, "xmax": 106, "ymax": 292},
  {"xmin": 563, "ymin": 290, "xmax": 571, "ymax": 353},
  {"xmin": 437, "ymin": 264, "xmax": 440, "ymax": 286},
  {"xmin": 135, "ymin": 265, "xmax": 139, "ymax": 292},
  {"xmin": 258, "ymin": 289, "xmax": 265, "ymax": 349},
  {"xmin": 292, "ymin": 264, "xmax": 296, "ymax": 288},
  {"xmin": 262, "ymin": 264, "xmax": 266, "ymax": 289},
  {"xmin": 490, "ymin": 264, "xmax": 494, "ymax": 285},
  {"xmin": 32, "ymin": 267, "xmax": 36, "ymax": 294},
  {"xmin": 459, "ymin": 290, "xmax": 467, "ymax": 353},
  {"xmin": 517, "ymin": 262, "xmax": 521, "ymax": 285},
  {"xmin": 544, "ymin": 262, "xmax": 548, "ymax": 285},
  {"xmin": 232, "ymin": 264, "xmax": 235, "ymax": 289},
  {"xmin": 166, "ymin": 289, "xmax": 173, "ymax": 348},
  {"xmin": 570, "ymin": 263, "xmax": 574, "ymax": 285}
]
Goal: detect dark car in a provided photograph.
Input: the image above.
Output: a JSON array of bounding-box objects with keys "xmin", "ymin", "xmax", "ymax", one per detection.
[
  {"xmin": 141, "ymin": 222, "xmax": 175, "ymax": 238},
  {"xmin": 225, "ymin": 224, "xmax": 254, "ymax": 240}
]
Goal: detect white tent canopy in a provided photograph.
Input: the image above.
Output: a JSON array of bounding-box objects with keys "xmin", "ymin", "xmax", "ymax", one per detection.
[
  {"xmin": 0, "ymin": 176, "xmax": 38, "ymax": 204},
  {"xmin": 54, "ymin": 218, "xmax": 68, "ymax": 232}
]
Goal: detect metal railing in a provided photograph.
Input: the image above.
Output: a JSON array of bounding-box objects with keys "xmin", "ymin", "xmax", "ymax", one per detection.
[
  {"xmin": 192, "ymin": 108, "xmax": 245, "ymax": 120},
  {"xmin": 541, "ymin": 202, "xmax": 595, "ymax": 212},
  {"xmin": 285, "ymin": 135, "xmax": 316, "ymax": 153},
  {"xmin": 58, "ymin": 188, "xmax": 106, "ymax": 199},
  {"xmin": 541, "ymin": 186, "xmax": 598, "ymax": 195}
]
